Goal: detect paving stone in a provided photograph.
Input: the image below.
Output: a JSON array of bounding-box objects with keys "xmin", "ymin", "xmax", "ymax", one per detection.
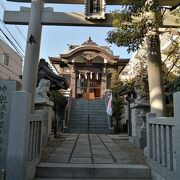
[
  {"xmin": 55, "ymin": 148, "xmax": 72, "ymax": 154},
  {"xmin": 104, "ymin": 143, "xmax": 119, "ymax": 148},
  {"xmin": 93, "ymin": 154, "xmax": 112, "ymax": 159},
  {"xmin": 70, "ymin": 158, "xmax": 92, "ymax": 164},
  {"xmin": 107, "ymin": 147, "xmax": 122, "ymax": 151},
  {"xmin": 90, "ymin": 141, "xmax": 102, "ymax": 145},
  {"xmin": 92, "ymin": 149, "xmax": 109, "ymax": 155},
  {"xmin": 91, "ymin": 144, "xmax": 105, "ymax": 149},
  {"xmin": 50, "ymin": 154, "xmax": 70, "ymax": 158},
  {"xmin": 72, "ymin": 152, "xmax": 91, "ymax": 158},
  {"xmin": 61, "ymin": 144, "xmax": 74, "ymax": 148},
  {"xmin": 75, "ymin": 145, "xmax": 90, "ymax": 150}
]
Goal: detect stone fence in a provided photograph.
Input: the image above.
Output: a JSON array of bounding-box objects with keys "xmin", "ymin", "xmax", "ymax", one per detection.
[
  {"xmin": 146, "ymin": 92, "xmax": 180, "ymax": 180},
  {"xmin": 27, "ymin": 114, "xmax": 43, "ymax": 179},
  {"xmin": 0, "ymin": 80, "xmax": 44, "ymax": 180}
]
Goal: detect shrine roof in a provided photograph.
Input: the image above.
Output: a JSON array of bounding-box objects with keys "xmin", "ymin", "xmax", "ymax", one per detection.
[
  {"xmin": 38, "ymin": 59, "xmax": 69, "ymax": 90},
  {"xmin": 58, "ymin": 37, "xmax": 121, "ymax": 62}
]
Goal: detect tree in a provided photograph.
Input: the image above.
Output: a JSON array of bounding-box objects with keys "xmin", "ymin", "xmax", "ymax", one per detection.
[
  {"xmin": 107, "ymin": 0, "xmax": 167, "ymax": 116},
  {"xmin": 50, "ymin": 90, "xmax": 67, "ymax": 135},
  {"xmin": 110, "ymin": 71, "xmax": 124, "ymax": 133}
]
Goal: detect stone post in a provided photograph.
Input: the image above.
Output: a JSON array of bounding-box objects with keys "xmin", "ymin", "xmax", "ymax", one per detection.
[
  {"xmin": 146, "ymin": 112, "xmax": 156, "ymax": 159},
  {"xmin": 6, "ymin": 91, "xmax": 31, "ymax": 180},
  {"xmin": 146, "ymin": 32, "xmax": 165, "ymax": 117},
  {"xmin": 22, "ymin": 0, "xmax": 44, "ymax": 112},
  {"xmin": 174, "ymin": 92, "xmax": 180, "ymax": 179},
  {"xmin": 145, "ymin": 0, "xmax": 165, "ymax": 117},
  {"xmin": 35, "ymin": 100, "xmax": 54, "ymax": 147}
]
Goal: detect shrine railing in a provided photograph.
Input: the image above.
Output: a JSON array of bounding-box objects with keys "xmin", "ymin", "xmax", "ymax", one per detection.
[
  {"xmin": 146, "ymin": 92, "xmax": 180, "ymax": 180},
  {"xmin": 27, "ymin": 114, "xmax": 43, "ymax": 179}
]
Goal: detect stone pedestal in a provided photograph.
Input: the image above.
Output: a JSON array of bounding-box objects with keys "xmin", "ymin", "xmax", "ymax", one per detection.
[
  {"xmin": 130, "ymin": 100, "xmax": 150, "ymax": 149},
  {"xmin": 35, "ymin": 98, "xmax": 54, "ymax": 147}
]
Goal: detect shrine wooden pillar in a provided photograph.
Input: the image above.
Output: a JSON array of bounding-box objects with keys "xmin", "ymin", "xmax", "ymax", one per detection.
[
  {"xmin": 70, "ymin": 65, "xmax": 76, "ymax": 98},
  {"xmin": 101, "ymin": 73, "xmax": 107, "ymax": 98}
]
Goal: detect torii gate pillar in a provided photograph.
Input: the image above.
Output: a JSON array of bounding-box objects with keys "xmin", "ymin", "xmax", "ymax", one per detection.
[{"xmin": 22, "ymin": 0, "xmax": 44, "ymax": 111}]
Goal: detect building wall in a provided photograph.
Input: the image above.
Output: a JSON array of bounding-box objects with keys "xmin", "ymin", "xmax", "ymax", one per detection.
[
  {"xmin": 0, "ymin": 39, "xmax": 22, "ymax": 83},
  {"xmin": 120, "ymin": 28, "xmax": 180, "ymax": 81}
]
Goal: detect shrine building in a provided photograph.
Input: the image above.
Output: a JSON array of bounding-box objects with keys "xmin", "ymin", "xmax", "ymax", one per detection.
[{"xmin": 50, "ymin": 37, "xmax": 129, "ymax": 99}]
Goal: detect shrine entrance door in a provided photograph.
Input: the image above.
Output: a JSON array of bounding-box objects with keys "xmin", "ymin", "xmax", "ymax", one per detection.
[{"xmin": 76, "ymin": 72, "xmax": 101, "ymax": 99}]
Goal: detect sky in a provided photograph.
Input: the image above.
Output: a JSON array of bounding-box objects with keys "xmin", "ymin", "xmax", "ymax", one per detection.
[{"xmin": 0, "ymin": 0, "xmax": 133, "ymax": 63}]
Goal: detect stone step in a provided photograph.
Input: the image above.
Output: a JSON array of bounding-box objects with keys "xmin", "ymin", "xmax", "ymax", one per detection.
[
  {"xmin": 69, "ymin": 114, "xmax": 107, "ymax": 117},
  {"xmin": 36, "ymin": 163, "xmax": 151, "ymax": 179},
  {"xmin": 67, "ymin": 124, "xmax": 109, "ymax": 127},
  {"xmin": 68, "ymin": 119, "xmax": 108, "ymax": 122},
  {"xmin": 68, "ymin": 122, "xmax": 109, "ymax": 125},
  {"xmin": 70, "ymin": 110, "xmax": 106, "ymax": 112},
  {"xmin": 70, "ymin": 109, "xmax": 106, "ymax": 112},
  {"xmin": 71, "ymin": 102, "xmax": 106, "ymax": 105},
  {"xmin": 67, "ymin": 129, "xmax": 110, "ymax": 134}
]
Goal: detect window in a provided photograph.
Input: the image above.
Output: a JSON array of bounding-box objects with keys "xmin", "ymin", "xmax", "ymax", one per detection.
[{"xmin": 2, "ymin": 53, "xmax": 9, "ymax": 66}]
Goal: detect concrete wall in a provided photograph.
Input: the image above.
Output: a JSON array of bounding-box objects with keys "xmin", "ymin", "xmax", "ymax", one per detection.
[{"xmin": 0, "ymin": 39, "xmax": 22, "ymax": 83}]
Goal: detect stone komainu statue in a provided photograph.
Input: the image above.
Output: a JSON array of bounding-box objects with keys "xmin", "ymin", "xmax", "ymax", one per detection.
[{"xmin": 36, "ymin": 79, "xmax": 50, "ymax": 99}]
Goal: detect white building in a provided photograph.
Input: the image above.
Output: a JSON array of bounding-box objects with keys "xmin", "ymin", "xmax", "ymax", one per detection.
[
  {"xmin": 120, "ymin": 28, "xmax": 180, "ymax": 81},
  {"xmin": 0, "ymin": 38, "xmax": 23, "ymax": 83}
]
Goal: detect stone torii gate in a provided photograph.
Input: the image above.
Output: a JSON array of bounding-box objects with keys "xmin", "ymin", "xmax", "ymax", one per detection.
[{"xmin": 3, "ymin": 0, "xmax": 180, "ymax": 113}]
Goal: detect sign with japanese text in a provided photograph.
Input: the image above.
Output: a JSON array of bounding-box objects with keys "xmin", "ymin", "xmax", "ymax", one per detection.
[{"xmin": 0, "ymin": 80, "xmax": 17, "ymax": 169}]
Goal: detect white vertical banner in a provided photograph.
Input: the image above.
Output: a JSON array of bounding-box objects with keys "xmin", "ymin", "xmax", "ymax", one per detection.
[{"xmin": 106, "ymin": 93, "xmax": 112, "ymax": 116}]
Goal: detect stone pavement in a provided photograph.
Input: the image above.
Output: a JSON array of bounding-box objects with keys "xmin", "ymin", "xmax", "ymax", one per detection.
[{"xmin": 45, "ymin": 134, "xmax": 136, "ymax": 165}]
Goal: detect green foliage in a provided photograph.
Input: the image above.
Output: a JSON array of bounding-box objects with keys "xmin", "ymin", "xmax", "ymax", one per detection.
[
  {"xmin": 50, "ymin": 90, "xmax": 67, "ymax": 109},
  {"xmin": 111, "ymin": 71, "xmax": 123, "ymax": 92},
  {"xmin": 110, "ymin": 71, "xmax": 124, "ymax": 133},
  {"xmin": 106, "ymin": 0, "xmax": 163, "ymax": 52}
]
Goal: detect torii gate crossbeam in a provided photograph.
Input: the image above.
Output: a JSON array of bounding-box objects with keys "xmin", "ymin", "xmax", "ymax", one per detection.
[{"xmin": 3, "ymin": 10, "xmax": 180, "ymax": 27}]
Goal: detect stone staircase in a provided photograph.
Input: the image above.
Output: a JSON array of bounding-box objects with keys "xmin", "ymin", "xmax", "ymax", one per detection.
[{"xmin": 67, "ymin": 99, "xmax": 110, "ymax": 134}]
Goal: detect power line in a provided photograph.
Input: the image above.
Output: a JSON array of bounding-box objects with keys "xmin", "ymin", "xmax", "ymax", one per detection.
[
  {"xmin": 0, "ymin": 0, "xmax": 26, "ymax": 41},
  {"xmin": 0, "ymin": 19, "xmax": 25, "ymax": 53},
  {"xmin": 0, "ymin": 0, "xmax": 6, "ymax": 10},
  {"xmin": 0, "ymin": 29, "xmax": 24, "ymax": 57}
]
